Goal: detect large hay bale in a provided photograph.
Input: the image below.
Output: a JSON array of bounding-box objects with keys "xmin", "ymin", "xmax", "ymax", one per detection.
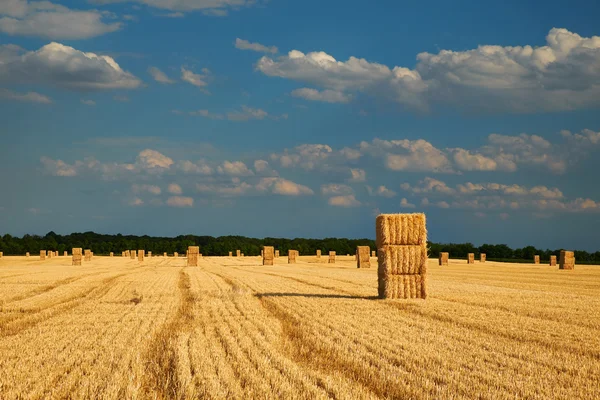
[
  {"xmin": 236, "ymin": 250, "xmax": 241, "ymax": 257},
  {"xmin": 263, "ymin": 246, "xmax": 274, "ymax": 266},
  {"xmin": 480, "ymin": 253, "xmax": 486, "ymax": 263},
  {"xmin": 316, "ymin": 249, "xmax": 321, "ymax": 259},
  {"xmin": 72, "ymin": 248, "xmax": 82, "ymax": 266},
  {"xmin": 439, "ymin": 252, "xmax": 449, "ymax": 266},
  {"xmin": 559, "ymin": 250, "xmax": 575, "ymax": 270},
  {"xmin": 47, "ymin": 251, "xmax": 52, "ymax": 259},
  {"xmin": 328, "ymin": 251, "xmax": 336, "ymax": 264},
  {"xmin": 376, "ymin": 213, "xmax": 427, "ymax": 247},
  {"xmin": 275, "ymin": 250, "xmax": 279, "ymax": 258},
  {"xmin": 356, "ymin": 246, "xmax": 370, "ymax": 268},
  {"xmin": 467, "ymin": 253, "xmax": 475, "ymax": 264},
  {"xmin": 40, "ymin": 250, "xmax": 46, "ymax": 260},
  {"xmin": 130, "ymin": 250, "xmax": 136, "ymax": 260},
  {"xmin": 0, "ymin": 252, "xmax": 2, "ymax": 259},
  {"xmin": 174, "ymin": 252, "xmax": 178, "ymax": 258},
  {"xmin": 534, "ymin": 255, "xmax": 540, "ymax": 264},
  {"xmin": 228, "ymin": 251, "xmax": 232, "ymax": 257},
  {"xmin": 376, "ymin": 213, "xmax": 427, "ymax": 299},
  {"xmin": 288, "ymin": 250, "xmax": 297, "ymax": 264},
  {"xmin": 64, "ymin": 251, "xmax": 68, "ymax": 257},
  {"xmin": 84, "ymin": 249, "xmax": 92, "ymax": 262},
  {"xmin": 138, "ymin": 250, "xmax": 145, "ymax": 262},
  {"xmin": 550, "ymin": 255, "xmax": 557, "ymax": 266},
  {"xmin": 188, "ymin": 246, "xmax": 199, "ymax": 266}
]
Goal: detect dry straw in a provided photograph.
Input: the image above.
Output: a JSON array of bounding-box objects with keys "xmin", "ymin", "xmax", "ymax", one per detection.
[
  {"xmin": 550, "ymin": 255, "xmax": 557, "ymax": 266},
  {"xmin": 84, "ymin": 249, "xmax": 92, "ymax": 262},
  {"xmin": 236, "ymin": 250, "xmax": 241, "ymax": 257},
  {"xmin": 26, "ymin": 252, "xmax": 30, "ymax": 257},
  {"xmin": 534, "ymin": 255, "xmax": 540, "ymax": 264},
  {"xmin": 130, "ymin": 250, "xmax": 136, "ymax": 260},
  {"xmin": 288, "ymin": 250, "xmax": 297, "ymax": 264},
  {"xmin": 263, "ymin": 246, "xmax": 274, "ymax": 266},
  {"xmin": 164, "ymin": 252, "xmax": 167, "ymax": 257},
  {"xmin": 275, "ymin": 250, "xmax": 279, "ymax": 258},
  {"xmin": 110, "ymin": 252, "xmax": 114, "ymax": 257},
  {"xmin": 40, "ymin": 250, "xmax": 46, "ymax": 260},
  {"xmin": 376, "ymin": 213, "xmax": 427, "ymax": 248},
  {"xmin": 138, "ymin": 250, "xmax": 145, "ymax": 262},
  {"xmin": 72, "ymin": 248, "xmax": 82, "ymax": 266},
  {"xmin": 64, "ymin": 251, "xmax": 68, "ymax": 257},
  {"xmin": 228, "ymin": 251, "xmax": 233, "ymax": 257},
  {"xmin": 316, "ymin": 249, "xmax": 321, "ymax": 259},
  {"xmin": 356, "ymin": 246, "xmax": 370, "ymax": 268},
  {"xmin": 328, "ymin": 251, "xmax": 336, "ymax": 264},
  {"xmin": 148, "ymin": 251, "xmax": 152, "ymax": 258},
  {"xmin": 372, "ymin": 250, "xmax": 376, "ymax": 257},
  {"xmin": 480, "ymin": 253, "xmax": 486, "ymax": 263},
  {"xmin": 439, "ymin": 252, "xmax": 449, "ymax": 266},
  {"xmin": 47, "ymin": 251, "xmax": 52, "ymax": 259},
  {"xmin": 174, "ymin": 252, "xmax": 178, "ymax": 258},
  {"xmin": 559, "ymin": 250, "xmax": 575, "ymax": 270},
  {"xmin": 187, "ymin": 246, "xmax": 199, "ymax": 266},
  {"xmin": 467, "ymin": 253, "xmax": 475, "ymax": 264}
]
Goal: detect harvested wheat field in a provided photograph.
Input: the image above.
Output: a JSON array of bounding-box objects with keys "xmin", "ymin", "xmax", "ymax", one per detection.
[{"xmin": 0, "ymin": 255, "xmax": 599, "ymax": 399}]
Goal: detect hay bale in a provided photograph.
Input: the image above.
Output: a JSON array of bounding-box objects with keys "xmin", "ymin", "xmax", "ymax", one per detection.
[
  {"xmin": 64, "ymin": 251, "xmax": 68, "ymax": 257},
  {"xmin": 0, "ymin": 252, "xmax": 3, "ymax": 259},
  {"xmin": 372, "ymin": 250, "xmax": 376, "ymax": 257},
  {"xmin": 130, "ymin": 250, "xmax": 136, "ymax": 260},
  {"xmin": 275, "ymin": 250, "xmax": 279, "ymax": 258},
  {"xmin": 467, "ymin": 253, "xmax": 475, "ymax": 264},
  {"xmin": 228, "ymin": 251, "xmax": 232, "ymax": 257},
  {"xmin": 328, "ymin": 251, "xmax": 336, "ymax": 264},
  {"xmin": 40, "ymin": 250, "xmax": 46, "ymax": 260},
  {"xmin": 110, "ymin": 252, "xmax": 114, "ymax": 257},
  {"xmin": 72, "ymin": 248, "xmax": 82, "ymax": 266},
  {"xmin": 188, "ymin": 246, "xmax": 199, "ymax": 266},
  {"xmin": 47, "ymin": 251, "xmax": 52, "ymax": 259},
  {"xmin": 236, "ymin": 250, "xmax": 241, "ymax": 257},
  {"xmin": 480, "ymin": 253, "xmax": 486, "ymax": 263},
  {"xmin": 163, "ymin": 252, "xmax": 167, "ymax": 257},
  {"xmin": 550, "ymin": 255, "xmax": 557, "ymax": 266},
  {"xmin": 534, "ymin": 255, "xmax": 540, "ymax": 264},
  {"xmin": 288, "ymin": 250, "xmax": 297, "ymax": 264},
  {"xmin": 559, "ymin": 250, "xmax": 575, "ymax": 270},
  {"xmin": 438, "ymin": 252, "xmax": 449, "ymax": 266},
  {"xmin": 26, "ymin": 252, "xmax": 30, "ymax": 257},
  {"xmin": 241, "ymin": 253, "xmax": 244, "ymax": 257},
  {"xmin": 376, "ymin": 213, "xmax": 427, "ymax": 247},
  {"xmin": 138, "ymin": 250, "xmax": 145, "ymax": 262},
  {"xmin": 378, "ymin": 274, "xmax": 427, "ymax": 300},
  {"xmin": 263, "ymin": 246, "xmax": 274, "ymax": 266},
  {"xmin": 174, "ymin": 252, "xmax": 178, "ymax": 258},
  {"xmin": 356, "ymin": 246, "xmax": 370, "ymax": 268},
  {"xmin": 148, "ymin": 251, "xmax": 152, "ymax": 258},
  {"xmin": 378, "ymin": 245, "xmax": 427, "ymax": 274},
  {"xmin": 316, "ymin": 249, "xmax": 321, "ymax": 259},
  {"xmin": 84, "ymin": 249, "xmax": 92, "ymax": 262}
]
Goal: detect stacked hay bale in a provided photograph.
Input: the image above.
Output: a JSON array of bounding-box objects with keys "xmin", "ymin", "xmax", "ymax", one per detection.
[
  {"xmin": 138, "ymin": 250, "xmax": 145, "ymax": 262},
  {"xmin": 316, "ymin": 250, "xmax": 321, "ymax": 259},
  {"xmin": 64, "ymin": 251, "xmax": 68, "ymax": 257},
  {"xmin": 241, "ymin": 253, "xmax": 244, "ymax": 257},
  {"xmin": 559, "ymin": 250, "xmax": 575, "ymax": 270},
  {"xmin": 130, "ymin": 250, "xmax": 136, "ymax": 260},
  {"xmin": 328, "ymin": 251, "xmax": 336, "ymax": 264},
  {"xmin": 236, "ymin": 250, "xmax": 241, "ymax": 257},
  {"xmin": 47, "ymin": 251, "xmax": 52, "ymax": 259},
  {"xmin": 26, "ymin": 252, "xmax": 30, "ymax": 258},
  {"xmin": 40, "ymin": 250, "xmax": 46, "ymax": 260},
  {"xmin": 174, "ymin": 252, "xmax": 178, "ymax": 258},
  {"xmin": 534, "ymin": 255, "xmax": 540, "ymax": 264},
  {"xmin": 480, "ymin": 253, "xmax": 486, "ymax": 263},
  {"xmin": 356, "ymin": 246, "xmax": 370, "ymax": 268},
  {"xmin": 228, "ymin": 251, "xmax": 232, "ymax": 257},
  {"xmin": 467, "ymin": 253, "xmax": 475, "ymax": 264},
  {"xmin": 376, "ymin": 213, "xmax": 428, "ymax": 299},
  {"xmin": 72, "ymin": 248, "xmax": 82, "ymax": 266},
  {"xmin": 288, "ymin": 250, "xmax": 297, "ymax": 264},
  {"xmin": 372, "ymin": 250, "xmax": 376, "ymax": 257},
  {"xmin": 275, "ymin": 250, "xmax": 279, "ymax": 258},
  {"xmin": 84, "ymin": 250, "xmax": 92, "ymax": 262},
  {"xmin": 439, "ymin": 252, "xmax": 449, "ymax": 266},
  {"xmin": 261, "ymin": 250, "xmax": 264, "ymax": 258},
  {"xmin": 550, "ymin": 255, "xmax": 557, "ymax": 266},
  {"xmin": 110, "ymin": 252, "xmax": 114, "ymax": 257},
  {"xmin": 0, "ymin": 252, "xmax": 2, "ymax": 259},
  {"xmin": 263, "ymin": 246, "xmax": 274, "ymax": 266},
  {"xmin": 187, "ymin": 246, "xmax": 199, "ymax": 266}
]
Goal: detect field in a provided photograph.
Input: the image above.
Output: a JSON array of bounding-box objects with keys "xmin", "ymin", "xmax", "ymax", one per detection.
[{"xmin": 0, "ymin": 255, "xmax": 599, "ymax": 399}]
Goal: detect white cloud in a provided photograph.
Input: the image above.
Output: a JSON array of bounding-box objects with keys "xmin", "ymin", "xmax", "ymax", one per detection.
[
  {"xmin": 90, "ymin": 0, "xmax": 258, "ymax": 16},
  {"xmin": 81, "ymin": 99, "xmax": 96, "ymax": 106},
  {"xmin": 136, "ymin": 149, "xmax": 173, "ymax": 171},
  {"xmin": 235, "ymin": 38, "xmax": 277, "ymax": 54},
  {"xmin": 0, "ymin": 88, "xmax": 52, "ymax": 104},
  {"xmin": 177, "ymin": 160, "xmax": 213, "ymax": 175},
  {"xmin": 272, "ymin": 144, "xmax": 333, "ymax": 170},
  {"xmin": 167, "ymin": 196, "xmax": 193, "ymax": 207},
  {"xmin": 256, "ymin": 28, "xmax": 600, "ymax": 113},
  {"xmin": 328, "ymin": 194, "xmax": 361, "ymax": 207},
  {"xmin": 253, "ymin": 160, "xmax": 277, "ymax": 176},
  {"xmin": 181, "ymin": 66, "xmax": 210, "ymax": 89},
  {"xmin": 451, "ymin": 149, "xmax": 500, "ymax": 171},
  {"xmin": 399, "ymin": 198, "xmax": 415, "ymax": 208},
  {"xmin": 291, "ymin": 88, "xmax": 352, "ymax": 103},
  {"xmin": 218, "ymin": 161, "xmax": 254, "ymax": 176},
  {"xmin": 148, "ymin": 66, "xmax": 175, "ymax": 84},
  {"xmin": 321, "ymin": 184, "xmax": 354, "ymax": 196},
  {"xmin": 348, "ymin": 168, "xmax": 366, "ymax": 182},
  {"xmin": 374, "ymin": 185, "xmax": 396, "ymax": 198},
  {"xmin": 0, "ymin": 0, "xmax": 121, "ymax": 39},
  {"xmin": 0, "ymin": 42, "xmax": 142, "ymax": 90},
  {"xmin": 227, "ymin": 106, "xmax": 268, "ymax": 121},
  {"xmin": 256, "ymin": 177, "xmax": 313, "ymax": 196},
  {"xmin": 132, "ymin": 184, "xmax": 161, "ymax": 195},
  {"xmin": 196, "ymin": 181, "xmax": 253, "ymax": 197},
  {"xmin": 401, "ymin": 177, "xmax": 455, "ymax": 195},
  {"xmin": 40, "ymin": 157, "xmax": 77, "ymax": 176},
  {"xmin": 360, "ymin": 139, "xmax": 452, "ymax": 173},
  {"xmin": 168, "ymin": 183, "xmax": 182, "ymax": 194},
  {"xmin": 189, "ymin": 109, "xmax": 223, "ymax": 119}
]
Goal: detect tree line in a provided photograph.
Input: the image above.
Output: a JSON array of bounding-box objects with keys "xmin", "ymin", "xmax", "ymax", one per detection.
[{"xmin": 1, "ymin": 231, "xmax": 599, "ymax": 263}]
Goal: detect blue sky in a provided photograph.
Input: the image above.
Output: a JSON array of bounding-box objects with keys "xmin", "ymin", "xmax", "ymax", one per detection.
[{"xmin": 1, "ymin": 0, "xmax": 600, "ymax": 250}]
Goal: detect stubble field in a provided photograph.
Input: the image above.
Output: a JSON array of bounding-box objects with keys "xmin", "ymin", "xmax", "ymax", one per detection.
[{"xmin": 0, "ymin": 255, "xmax": 599, "ymax": 399}]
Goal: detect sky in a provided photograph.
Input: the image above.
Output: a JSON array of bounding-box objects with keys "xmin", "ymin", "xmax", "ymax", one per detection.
[{"xmin": 1, "ymin": 0, "xmax": 600, "ymax": 250}]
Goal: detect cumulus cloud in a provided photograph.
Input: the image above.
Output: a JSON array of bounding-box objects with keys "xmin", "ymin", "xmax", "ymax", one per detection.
[
  {"xmin": 167, "ymin": 196, "xmax": 194, "ymax": 207},
  {"xmin": 90, "ymin": 0, "xmax": 259, "ymax": 17},
  {"xmin": 370, "ymin": 185, "xmax": 396, "ymax": 198},
  {"xmin": 132, "ymin": 184, "xmax": 161, "ymax": 195},
  {"xmin": 218, "ymin": 161, "xmax": 254, "ymax": 176},
  {"xmin": 272, "ymin": 144, "xmax": 333, "ymax": 170},
  {"xmin": 348, "ymin": 168, "xmax": 366, "ymax": 182},
  {"xmin": 235, "ymin": 38, "xmax": 277, "ymax": 54},
  {"xmin": 176, "ymin": 160, "xmax": 213, "ymax": 175},
  {"xmin": 181, "ymin": 66, "xmax": 210, "ymax": 89},
  {"xmin": 129, "ymin": 197, "xmax": 143, "ymax": 206},
  {"xmin": 321, "ymin": 184, "xmax": 354, "ymax": 196},
  {"xmin": 291, "ymin": 88, "xmax": 352, "ymax": 103},
  {"xmin": 360, "ymin": 139, "xmax": 453, "ymax": 173},
  {"xmin": 0, "ymin": 0, "xmax": 121, "ymax": 39},
  {"xmin": 256, "ymin": 28, "xmax": 600, "ymax": 113},
  {"xmin": 0, "ymin": 88, "xmax": 52, "ymax": 104},
  {"xmin": 256, "ymin": 177, "xmax": 313, "ymax": 196},
  {"xmin": 168, "ymin": 183, "xmax": 182, "ymax": 194},
  {"xmin": 0, "ymin": 42, "xmax": 142, "ymax": 91},
  {"xmin": 40, "ymin": 157, "xmax": 77, "ymax": 176},
  {"xmin": 136, "ymin": 149, "xmax": 173, "ymax": 171},
  {"xmin": 148, "ymin": 66, "xmax": 175, "ymax": 84},
  {"xmin": 328, "ymin": 195, "xmax": 361, "ymax": 207},
  {"xmin": 400, "ymin": 198, "xmax": 416, "ymax": 208}
]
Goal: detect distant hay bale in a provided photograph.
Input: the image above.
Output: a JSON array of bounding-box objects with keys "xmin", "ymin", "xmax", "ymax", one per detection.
[
  {"xmin": 47, "ymin": 251, "xmax": 52, "ymax": 259},
  {"xmin": 376, "ymin": 213, "xmax": 427, "ymax": 299},
  {"xmin": 40, "ymin": 250, "xmax": 46, "ymax": 260},
  {"xmin": 84, "ymin": 249, "xmax": 92, "ymax": 262},
  {"xmin": 550, "ymin": 255, "xmax": 557, "ymax": 266},
  {"xmin": 138, "ymin": 250, "xmax": 145, "ymax": 262},
  {"xmin": 148, "ymin": 251, "xmax": 152, "ymax": 258},
  {"xmin": 261, "ymin": 250, "xmax": 264, "ymax": 258},
  {"xmin": 263, "ymin": 246, "xmax": 274, "ymax": 266},
  {"xmin": 241, "ymin": 253, "xmax": 244, "ymax": 257},
  {"xmin": 228, "ymin": 251, "xmax": 232, "ymax": 257},
  {"xmin": 356, "ymin": 246, "xmax": 370, "ymax": 268},
  {"xmin": 174, "ymin": 252, "xmax": 178, "ymax": 258},
  {"xmin": 467, "ymin": 253, "xmax": 475, "ymax": 264},
  {"xmin": 72, "ymin": 248, "xmax": 82, "ymax": 266},
  {"xmin": 480, "ymin": 253, "xmax": 486, "ymax": 263},
  {"xmin": 187, "ymin": 246, "xmax": 199, "ymax": 266},
  {"xmin": 439, "ymin": 252, "xmax": 449, "ymax": 266},
  {"xmin": 64, "ymin": 251, "xmax": 68, "ymax": 257},
  {"xmin": 236, "ymin": 250, "xmax": 241, "ymax": 257},
  {"xmin": 275, "ymin": 250, "xmax": 279, "ymax": 258},
  {"xmin": 376, "ymin": 213, "xmax": 427, "ymax": 247},
  {"xmin": 372, "ymin": 250, "xmax": 376, "ymax": 257},
  {"xmin": 534, "ymin": 255, "xmax": 540, "ymax": 264},
  {"xmin": 131, "ymin": 250, "xmax": 136, "ymax": 260},
  {"xmin": 288, "ymin": 250, "xmax": 297, "ymax": 264},
  {"xmin": 0, "ymin": 252, "xmax": 3, "ymax": 259},
  {"xmin": 26, "ymin": 252, "xmax": 30, "ymax": 258},
  {"xmin": 559, "ymin": 250, "xmax": 575, "ymax": 270},
  {"xmin": 328, "ymin": 251, "xmax": 336, "ymax": 264},
  {"xmin": 316, "ymin": 249, "xmax": 321, "ymax": 259},
  {"xmin": 110, "ymin": 252, "xmax": 114, "ymax": 257}
]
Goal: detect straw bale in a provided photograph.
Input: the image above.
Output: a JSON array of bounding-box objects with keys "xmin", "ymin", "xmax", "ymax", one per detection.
[
  {"xmin": 377, "ymin": 245, "xmax": 427, "ymax": 275},
  {"xmin": 64, "ymin": 251, "xmax": 68, "ymax": 257},
  {"xmin": 467, "ymin": 253, "xmax": 475, "ymax": 264},
  {"xmin": 372, "ymin": 251, "xmax": 376, "ymax": 257},
  {"xmin": 534, "ymin": 255, "xmax": 540, "ymax": 264},
  {"xmin": 378, "ymin": 274, "xmax": 427, "ymax": 299},
  {"xmin": 550, "ymin": 255, "xmax": 557, "ymax": 266},
  {"xmin": 40, "ymin": 250, "xmax": 46, "ymax": 260},
  {"xmin": 376, "ymin": 213, "xmax": 427, "ymax": 247},
  {"xmin": 241, "ymin": 253, "xmax": 244, "ymax": 257},
  {"xmin": 26, "ymin": 252, "xmax": 30, "ymax": 257},
  {"xmin": 559, "ymin": 250, "xmax": 575, "ymax": 270},
  {"xmin": 328, "ymin": 251, "xmax": 336, "ymax": 264},
  {"xmin": 110, "ymin": 252, "xmax": 114, "ymax": 257},
  {"xmin": 131, "ymin": 250, "xmax": 136, "ymax": 260},
  {"xmin": 84, "ymin": 249, "xmax": 92, "ymax": 262},
  {"xmin": 72, "ymin": 248, "xmax": 82, "ymax": 266},
  {"xmin": 47, "ymin": 251, "xmax": 52, "ymax": 259},
  {"xmin": 275, "ymin": 250, "xmax": 279, "ymax": 258},
  {"xmin": 148, "ymin": 252, "xmax": 152, "ymax": 258},
  {"xmin": 356, "ymin": 246, "xmax": 371, "ymax": 268},
  {"xmin": 187, "ymin": 246, "xmax": 199, "ymax": 266},
  {"xmin": 236, "ymin": 250, "xmax": 241, "ymax": 257},
  {"xmin": 263, "ymin": 246, "xmax": 274, "ymax": 266},
  {"xmin": 0, "ymin": 252, "xmax": 3, "ymax": 259},
  {"xmin": 438, "ymin": 252, "xmax": 449, "ymax": 266},
  {"xmin": 174, "ymin": 252, "xmax": 178, "ymax": 258},
  {"xmin": 316, "ymin": 249, "xmax": 321, "ymax": 259},
  {"xmin": 480, "ymin": 253, "xmax": 486, "ymax": 263},
  {"xmin": 228, "ymin": 251, "xmax": 232, "ymax": 257},
  {"xmin": 138, "ymin": 250, "xmax": 145, "ymax": 262},
  {"xmin": 288, "ymin": 250, "xmax": 297, "ymax": 264}
]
